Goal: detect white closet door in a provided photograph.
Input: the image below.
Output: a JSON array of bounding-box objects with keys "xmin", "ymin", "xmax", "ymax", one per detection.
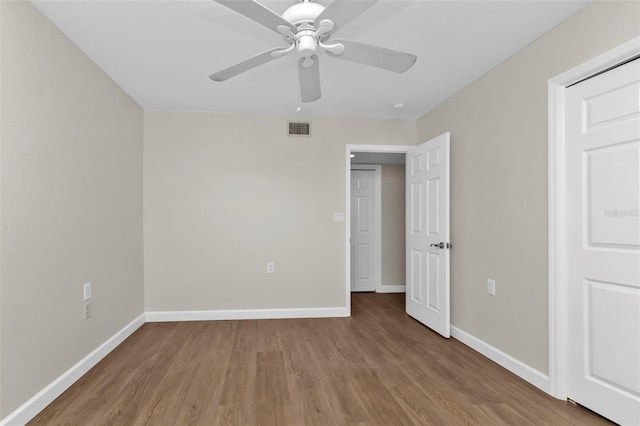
[{"xmin": 565, "ymin": 58, "xmax": 640, "ymax": 425}]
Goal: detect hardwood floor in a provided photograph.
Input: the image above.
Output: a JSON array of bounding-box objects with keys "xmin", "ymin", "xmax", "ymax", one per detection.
[{"xmin": 30, "ymin": 293, "xmax": 610, "ymax": 425}]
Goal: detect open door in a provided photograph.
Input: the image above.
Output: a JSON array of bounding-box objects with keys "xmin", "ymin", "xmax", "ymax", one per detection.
[{"xmin": 406, "ymin": 133, "xmax": 451, "ymax": 338}]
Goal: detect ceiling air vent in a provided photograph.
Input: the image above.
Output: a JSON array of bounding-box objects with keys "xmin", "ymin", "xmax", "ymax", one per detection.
[{"xmin": 288, "ymin": 121, "xmax": 311, "ymax": 137}]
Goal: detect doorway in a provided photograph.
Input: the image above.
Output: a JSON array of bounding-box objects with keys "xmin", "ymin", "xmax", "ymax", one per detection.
[
  {"xmin": 345, "ymin": 145, "xmax": 413, "ymax": 311},
  {"xmin": 350, "ymin": 165, "xmax": 381, "ymax": 292},
  {"xmin": 350, "ymin": 158, "xmax": 407, "ymax": 293},
  {"xmin": 346, "ymin": 138, "xmax": 451, "ymax": 339}
]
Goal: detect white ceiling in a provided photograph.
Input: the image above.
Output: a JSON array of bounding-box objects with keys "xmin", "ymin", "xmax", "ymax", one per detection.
[{"xmin": 32, "ymin": 0, "xmax": 589, "ymax": 120}]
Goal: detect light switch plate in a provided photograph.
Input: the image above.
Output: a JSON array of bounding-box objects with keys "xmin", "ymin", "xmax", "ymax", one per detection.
[
  {"xmin": 487, "ymin": 279, "xmax": 496, "ymax": 296},
  {"xmin": 333, "ymin": 213, "xmax": 345, "ymax": 223},
  {"xmin": 83, "ymin": 282, "xmax": 92, "ymax": 301}
]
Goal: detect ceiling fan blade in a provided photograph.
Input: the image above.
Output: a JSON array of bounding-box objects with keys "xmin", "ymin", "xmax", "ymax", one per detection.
[
  {"xmin": 327, "ymin": 39, "xmax": 416, "ymax": 73},
  {"xmin": 210, "ymin": 47, "xmax": 286, "ymax": 81},
  {"xmin": 215, "ymin": 0, "xmax": 296, "ymax": 34},
  {"xmin": 298, "ymin": 57, "xmax": 321, "ymax": 103},
  {"xmin": 314, "ymin": 0, "xmax": 378, "ymax": 34}
]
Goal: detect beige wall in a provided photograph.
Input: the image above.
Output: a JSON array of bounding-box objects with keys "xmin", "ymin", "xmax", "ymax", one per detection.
[
  {"xmin": 381, "ymin": 165, "xmax": 405, "ymax": 287},
  {"xmin": 416, "ymin": 0, "xmax": 640, "ymax": 373},
  {"xmin": 2, "ymin": 0, "xmax": 638, "ymax": 418},
  {"xmin": 0, "ymin": 1, "xmax": 144, "ymax": 417},
  {"xmin": 144, "ymin": 112, "xmax": 414, "ymax": 311}
]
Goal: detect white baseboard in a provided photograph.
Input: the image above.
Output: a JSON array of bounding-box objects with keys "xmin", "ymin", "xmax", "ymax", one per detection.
[
  {"xmin": 1, "ymin": 314, "xmax": 145, "ymax": 426},
  {"xmin": 450, "ymin": 326, "xmax": 550, "ymax": 394},
  {"xmin": 376, "ymin": 285, "xmax": 406, "ymax": 293},
  {"xmin": 145, "ymin": 306, "xmax": 349, "ymax": 322}
]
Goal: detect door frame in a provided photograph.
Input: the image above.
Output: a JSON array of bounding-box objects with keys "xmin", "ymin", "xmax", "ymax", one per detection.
[
  {"xmin": 350, "ymin": 164, "xmax": 382, "ymax": 292},
  {"xmin": 345, "ymin": 145, "xmax": 415, "ymax": 314},
  {"xmin": 547, "ymin": 35, "xmax": 640, "ymax": 399}
]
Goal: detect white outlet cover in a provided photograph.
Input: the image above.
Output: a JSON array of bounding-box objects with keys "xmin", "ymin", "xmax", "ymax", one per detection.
[
  {"xmin": 84, "ymin": 300, "xmax": 91, "ymax": 319},
  {"xmin": 83, "ymin": 282, "xmax": 92, "ymax": 301},
  {"xmin": 333, "ymin": 213, "xmax": 345, "ymax": 223},
  {"xmin": 267, "ymin": 262, "xmax": 275, "ymax": 273}
]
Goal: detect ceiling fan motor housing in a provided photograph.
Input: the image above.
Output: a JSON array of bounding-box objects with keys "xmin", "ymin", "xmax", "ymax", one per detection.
[
  {"xmin": 282, "ymin": 2, "xmax": 324, "ymax": 28},
  {"xmin": 297, "ymin": 30, "xmax": 317, "ymax": 59},
  {"xmin": 282, "ymin": 2, "xmax": 325, "ymax": 63}
]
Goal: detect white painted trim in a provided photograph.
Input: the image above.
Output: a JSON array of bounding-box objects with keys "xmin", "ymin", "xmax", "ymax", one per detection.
[
  {"xmin": 547, "ymin": 36, "xmax": 640, "ymax": 400},
  {"xmin": 374, "ymin": 165, "xmax": 382, "ymax": 294},
  {"xmin": 350, "ymin": 164, "xmax": 382, "ymax": 292},
  {"xmin": 145, "ymin": 307, "xmax": 349, "ymax": 322},
  {"xmin": 350, "ymin": 165, "xmax": 382, "ymax": 171},
  {"xmin": 376, "ymin": 285, "xmax": 406, "ymax": 293},
  {"xmin": 547, "ymin": 78, "xmax": 568, "ymax": 400},
  {"xmin": 345, "ymin": 145, "xmax": 414, "ymax": 313},
  {"xmin": 451, "ymin": 326, "xmax": 549, "ymax": 393},
  {"xmin": 348, "ymin": 144, "xmax": 415, "ymax": 154},
  {"xmin": 0, "ymin": 314, "xmax": 145, "ymax": 426}
]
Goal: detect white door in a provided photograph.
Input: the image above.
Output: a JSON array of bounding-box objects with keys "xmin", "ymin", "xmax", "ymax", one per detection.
[
  {"xmin": 406, "ymin": 133, "xmax": 450, "ymax": 338},
  {"xmin": 351, "ymin": 167, "xmax": 380, "ymax": 292},
  {"xmin": 565, "ymin": 58, "xmax": 640, "ymax": 425}
]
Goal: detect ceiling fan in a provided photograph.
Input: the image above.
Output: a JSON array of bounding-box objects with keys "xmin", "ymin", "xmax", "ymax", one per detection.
[{"xmin": 209, "ymin": 0, "xmax": 417, "ymax": 103}]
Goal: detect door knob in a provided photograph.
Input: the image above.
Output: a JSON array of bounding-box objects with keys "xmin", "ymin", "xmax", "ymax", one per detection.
[{"xmin": 430, "ymin": 242, "xmax": 445, "ymax": 249}]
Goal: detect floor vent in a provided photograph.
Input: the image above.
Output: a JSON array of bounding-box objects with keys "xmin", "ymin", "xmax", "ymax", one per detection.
[{"xmin": 288, "ymin": 121, "xmax": 311, "ymax": 136}]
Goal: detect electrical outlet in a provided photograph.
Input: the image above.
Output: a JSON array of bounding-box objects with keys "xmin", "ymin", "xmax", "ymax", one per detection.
[
  {"xmin": 267, "ymin": 261, "xmax": 275, "ymax": 274},
  {"xmin": 487, "ymin": 279, "xmax": 496, "ymax": 296},
  {"xmin": 84, "ymin": 300, "xmax": 91, "ymax": 320}
]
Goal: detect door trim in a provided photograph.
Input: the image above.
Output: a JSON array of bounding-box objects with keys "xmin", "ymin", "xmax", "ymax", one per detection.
[
  {"xmin": 547, "ymin": 35, "xmax": 640, "ymax": 400},
  {"xmin": 345, "ymin": 145, "xmax": 415, "ymax": 314},
  {"xmin": 350, "ymin": 164, "xmax": 382, "ymax": 292}
]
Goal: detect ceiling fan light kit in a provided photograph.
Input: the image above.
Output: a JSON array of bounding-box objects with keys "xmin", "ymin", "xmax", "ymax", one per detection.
[{"xmin": 210, "ymin": 0, "xmax": 417, "ymax": 103}]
